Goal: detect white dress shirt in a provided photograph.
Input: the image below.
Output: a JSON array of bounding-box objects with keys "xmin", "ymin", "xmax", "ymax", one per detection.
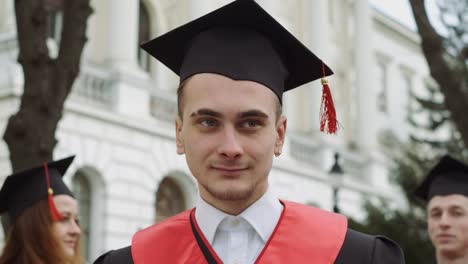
[{"xmin": 195, "ymin": 188, "xmax": 283, "ymax": 264}]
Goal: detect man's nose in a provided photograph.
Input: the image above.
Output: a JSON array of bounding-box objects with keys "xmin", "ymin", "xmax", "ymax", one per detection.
[
  {"xmin": 217, "ymin": 126, "xmax": 243, "ymax": 158},
  {"xmin": 438, "ymin": 212, "xmax": 451, "ymax": 228}
]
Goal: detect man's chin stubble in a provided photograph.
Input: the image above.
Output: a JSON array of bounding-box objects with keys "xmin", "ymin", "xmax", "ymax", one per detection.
[{"xmin": 204, "ymin": 185, "xmax": 256, "ymax": 201}]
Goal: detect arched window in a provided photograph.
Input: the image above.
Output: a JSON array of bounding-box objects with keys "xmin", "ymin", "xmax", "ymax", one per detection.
[
  {"xmin": 72, "ymin": 172, "xmax": 91, "ymax": 261},
  {"xmin": 155, "ymin": 177, "xmax": 186, "ymax": 223},
  {"xmin": 138, "ymin": 1, "xmax": 151, "ymax": 71}
]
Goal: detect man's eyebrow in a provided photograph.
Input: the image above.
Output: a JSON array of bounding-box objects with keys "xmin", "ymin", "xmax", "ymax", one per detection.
[
  {"xmin": 189, "ymin": 109, "xmax": 269, "ymax": 119},
  {"xmin": 449, "ymin": 205, "xmax": 466, "ymax": 211},
  {"xmin": 237, "ymin": 110, "xmax": 269, "ymax": 119},
  {"xmin": 190, "ymin": 108, "xmax": 223, "ymax": 118}
]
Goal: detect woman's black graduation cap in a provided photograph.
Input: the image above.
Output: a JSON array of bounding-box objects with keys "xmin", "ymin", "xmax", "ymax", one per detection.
[
  {"xmin": 415, "ymin": 155, "xmax": 468, "ymax": 201},
  {"xmin": 0, "ymin": 156, "xmax": 74, "ymax": 222},
  {"xmin": 141, "ymin": 0, "xmax": 339, "ymax": 133}
]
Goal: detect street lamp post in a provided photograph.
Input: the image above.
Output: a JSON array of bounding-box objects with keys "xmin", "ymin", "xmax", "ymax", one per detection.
[{"xmin": 329, "ymin": 152, "xmax": 344, "ymax": 213}]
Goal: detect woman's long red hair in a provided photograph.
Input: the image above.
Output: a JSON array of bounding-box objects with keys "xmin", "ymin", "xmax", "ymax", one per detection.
[{"xmin": 0, "ymin": 199, "xmax": 83, "ymax": 264}]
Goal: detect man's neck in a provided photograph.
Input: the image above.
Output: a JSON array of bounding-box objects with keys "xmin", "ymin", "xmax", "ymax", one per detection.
[
  {"xmin": 437, "ymin": 252, "xmax": 468, "ymax": 264},
  {"xmin": 209, "ymin": 200, "xmax": 255, "ymax": 215},
  {"xmin": 200, "ymin": 186, "xmax": 268, "ymax": 215}
]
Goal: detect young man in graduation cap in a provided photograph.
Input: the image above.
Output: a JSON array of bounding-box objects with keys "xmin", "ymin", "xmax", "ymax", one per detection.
[
  {"xmin": 94, "ymin": 1, "xmax": 404, "ymax": 263},
  {"xmin": 415, "ymin": 155, "xmax": 468, "ymax": 264}
]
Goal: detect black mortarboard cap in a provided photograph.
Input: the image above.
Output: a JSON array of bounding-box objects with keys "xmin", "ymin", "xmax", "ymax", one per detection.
[
  {"xmin": 0, "ymin": 156, "xmax": 74, "ymax": 221},
  {"xmin": 140, "ymin": 0, "xmax": 333, "ymax": 103},
  {"xmin": 415, "ymin": 155, "xmax": 468, "ymax": 201}
]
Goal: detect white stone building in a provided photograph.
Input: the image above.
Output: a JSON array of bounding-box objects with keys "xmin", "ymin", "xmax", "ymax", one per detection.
[{"xmin": 0, "ymin": 0, "xmax": 433, "ymax": 262}]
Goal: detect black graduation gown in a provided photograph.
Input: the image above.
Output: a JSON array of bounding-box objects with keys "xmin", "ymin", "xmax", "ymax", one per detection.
[{"xmin": 93, "ymin": 228, "xmax": 404, "ymax": 264}]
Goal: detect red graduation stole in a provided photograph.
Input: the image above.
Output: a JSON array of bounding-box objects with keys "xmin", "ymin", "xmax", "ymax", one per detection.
[{"xmin": 132, "ymin": 200, "xmax": 347, "ymax": 264}]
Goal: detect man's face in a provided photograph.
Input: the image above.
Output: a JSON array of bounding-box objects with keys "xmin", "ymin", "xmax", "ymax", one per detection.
[
  {"xmin": 427, "ymin": 194, "xmax": 468, "ymax": 258},
  {"xmin": 175, "ymin": 73, "xmax": 286, "ymax": 206}
]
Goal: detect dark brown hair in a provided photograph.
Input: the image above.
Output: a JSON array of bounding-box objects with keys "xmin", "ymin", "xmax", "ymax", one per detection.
[
  {"xmin": 177, "ymin": 78, "xmax": 283, "ymax": 121},
  {"xmin": 0, "ymin": 199, "xmax": 83, "ymax": 264}
]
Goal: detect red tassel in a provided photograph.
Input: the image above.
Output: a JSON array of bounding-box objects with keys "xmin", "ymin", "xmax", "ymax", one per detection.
[
  {"xmin": 44, "ymin": 163, "xmax": 63, "ymax": 221},
  {"xmin": 48, "ymin": 189, "xmax": 62, "ymax": 221},
  {"xmin": 319, "ymin": 63, "xmax": 338, "ymax": 134}
]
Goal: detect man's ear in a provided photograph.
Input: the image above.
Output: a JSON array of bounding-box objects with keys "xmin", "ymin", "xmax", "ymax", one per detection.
[
  {"xmin": 175, "ymin": 117, "xmax": 185, "ymax": 155},
  {"xmin": 274, "ymin": 116, "xmax": 287, "ymax": 156}
]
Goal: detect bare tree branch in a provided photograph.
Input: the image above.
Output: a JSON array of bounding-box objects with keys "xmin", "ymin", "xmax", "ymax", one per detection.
[
  {"xmin": 55, "ymin": 0, "xmax": 92, "ymax": 101},
  {"xmin": 3, "ymin": 0, "xmax": 92, "ymax": 171},
  {"xmin": 409, "ymin": 0, "xmax": 468, "ymax": 146}
]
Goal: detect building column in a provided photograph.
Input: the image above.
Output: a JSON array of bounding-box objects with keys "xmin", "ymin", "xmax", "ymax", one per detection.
[
  {"xmin": 0, "ymin": 0, "xmax": 16, "ymax": 33},
  {"xmin": 105, "ymin": 0, "xmax": 139, "ymax": 71},
  {"xmin": 189, "ymin": 0, "xmax": 220, "ymax": 19},
  {"xmin": 105, "ymin": 0, "xmax": 150, "ymax": 117},
  {"xmin": 354, "ymin": 0, "xmax": 376, "ymax": 150},
  {"xmin": 299, "ymin": 0, "xmax": 329, "ymax": 133}
]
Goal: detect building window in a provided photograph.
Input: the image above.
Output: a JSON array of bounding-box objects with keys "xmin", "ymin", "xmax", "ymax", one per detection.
[
  {"xmin": 155, "ymin": 177, "xmax": 186, "ymax": 223},
  {"xmin": 403, "ymin": 74, "xmax": 412, "ymax": 96},
  {"xmin": 46, "ymin": 0, "xmax": 63, "ymax": 42},
  {"xmin": 403, "ymin": 73, "xmax": 413, "ymax": 115},
  {"xmin": 47, "ymin": 11, "xmax": 63, "ymax": 43},
  {"xmin": 72, "ymin": 172, "xmax": 91, "ymax": 262},
  {"xmin": 376, "ymin": 61, "xmax": 388, "ymax": 113},
  {"xmin": 46, "ymin": 0, "xmax": 63, "ymax": 58},
  {"xmin": 138, "ymin": 1, "xmax": 151, "ymax": 72}
]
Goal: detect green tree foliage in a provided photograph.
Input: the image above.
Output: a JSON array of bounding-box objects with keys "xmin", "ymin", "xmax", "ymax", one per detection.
[
  {"xmin": 348, "ymin": 68, "xmax": 467, "ymax": 263},
  {"xmin": 348, "ymin": 135, "xmax": 434, "ymax": 263}
]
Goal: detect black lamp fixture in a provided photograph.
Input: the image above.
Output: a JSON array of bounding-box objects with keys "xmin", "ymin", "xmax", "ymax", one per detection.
[{"xmin": 329, "ymin": 152, "xmax": 344, "ymax": 213}]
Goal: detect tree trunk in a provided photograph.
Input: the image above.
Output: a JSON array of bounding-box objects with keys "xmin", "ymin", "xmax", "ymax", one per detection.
[
  {"xmin": 409, "ymin": 0, "xmax": 468, "ymax": 146},
  {"xmin": 3, "ymin": 0, "xmax": 92, "ymax": 172}
]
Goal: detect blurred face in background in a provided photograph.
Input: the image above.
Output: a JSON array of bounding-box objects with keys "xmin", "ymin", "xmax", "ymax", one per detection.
[
  {"xmin": 52, "ymin": 195, "xmax": 81, "ymax": 257},
  {"xmin": 427, "ymin": 194, "xmax": 468, "ymax": 259}
]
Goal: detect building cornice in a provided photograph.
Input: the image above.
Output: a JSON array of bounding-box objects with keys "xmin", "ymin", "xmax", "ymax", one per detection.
[{"xmin": 372, "ymin": 8, "xmax": 421, "ymax": 46}]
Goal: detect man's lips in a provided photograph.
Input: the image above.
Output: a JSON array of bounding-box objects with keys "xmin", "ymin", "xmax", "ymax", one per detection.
[
  {"xmin": 436, "ymin": 233, "xmax": 456, "ymax": 241},
  {"xmin": 211, "ymin": 166, "xmax": 248, "ymax": 175},
  {"xmin": 212, "ymin": 166, "xmax": 247, "ymax": 170}
]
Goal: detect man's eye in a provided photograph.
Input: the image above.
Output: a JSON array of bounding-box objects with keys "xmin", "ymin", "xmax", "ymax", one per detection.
[
  {"xmin": 241, "ymin": 120, "xmax": 261, "ymax": 128},
  {"xmin": 200, "ymin": 119, "xmax": 218, "ymax": 127},
  {"xmin": 430, "ymin": 211, "xmax": 441, "ymax": 218},
  {"xmin": 452, "ymin": 210, "xmax": 465, "ymax": 217}
]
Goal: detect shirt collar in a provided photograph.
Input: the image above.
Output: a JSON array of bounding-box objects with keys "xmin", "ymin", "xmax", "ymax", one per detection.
[
  {"xmin": 240, "ymin": 188, "xmax": 283, "ymax": 242},
  {"xmin": 195, "ymin": 197, "xmax": 227, "ymax": 244},
  {"xmin": 195, "ymin": 188, "xmax": 283, "ymax": 243}
]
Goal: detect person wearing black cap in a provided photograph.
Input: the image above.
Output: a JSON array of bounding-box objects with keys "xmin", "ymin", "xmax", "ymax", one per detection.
[
  {"xmin": 0, "ymin": 156, "xmax": 83, "ymax": 264},
  {"xmin": 415, "ymin": 155, "xmax": 468, "ymax": 264},
  {"xmin": 94, "ymin": 1, "xmax": 404, "ymax": 263}
]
